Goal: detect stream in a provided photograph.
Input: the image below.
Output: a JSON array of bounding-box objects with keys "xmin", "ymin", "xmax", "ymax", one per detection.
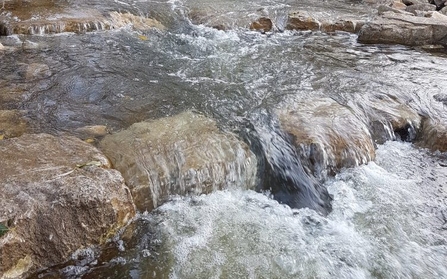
[{"xmin": 1, "ymin": 0, "xmax": 447, "ymax": 278}]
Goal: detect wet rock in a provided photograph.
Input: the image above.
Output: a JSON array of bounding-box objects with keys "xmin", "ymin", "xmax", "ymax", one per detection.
[
  {"xmin": 0, "ymin": 110, "xmax": 28, "ymax": 139},
  {"xmin": 358, "ymin": 10, "xmax": 447, "ymax": 46},
  {"xmin": 74, "ymin": 125, "xmax": 109, "ymax": 140},
  {"xmin": 429, "ymin": 0, "xmax": 447, "ymax": 10},
  {"xmin": 100, "ymin": 111, "xmax": 258, "ymax": 212},
  {"xmin": 0, "ymin": 2, "xmax": 164, "ymax": 35},
  {"xmin": 417, "ymin": 117, "xmax": 447, "ymax": 151},
  {"xmin": 278, "ymin": 98, "xmax": 375, "ymax": 181},
  {"xmin": 286, "ymin": 11, "xmax": 363, "ymax": 33},
  {"xmin": 362, "ymin": 94, "xmax": 422, "ymax": 143},
  {"xmin": 286, "ymin": 11, "xmax": 321, "ymax": 31},
  {"xmin": 0, "ymin": 133, "xmax": 135, "ymax": 278},
  {"xmin": 406, "ymin": 3, "xmax": 437, "ymax": 14},
  {"xmin": 250, "ymin": 17, "xmax": 273, "ymax": 33}
]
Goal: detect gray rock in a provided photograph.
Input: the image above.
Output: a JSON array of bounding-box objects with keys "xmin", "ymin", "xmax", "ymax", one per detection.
[
  {"xmin": 0, "ymin": 133, "xmax": 135, "ymax": 278},
  {"xmin": 406, "ymin": 3, "xmax": 437, "ymax": 14},
  {"xmin": 100, "ymin": 111, "xmax": 258, "ymax": 212}
]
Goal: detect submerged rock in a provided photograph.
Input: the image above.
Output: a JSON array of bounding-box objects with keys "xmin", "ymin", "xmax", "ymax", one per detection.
[
  {"xmin": 0, "ymin": 133, "xmax": 135, "ymax": 278},
  {"xmin": 0, "ymin": 109, "xmax": 28, "ymax": 139},
  {"xmin": 358, "ymin": 94, "xmax": 422, "ymax": 143},
  {"xmin": 100, "ymin": 111, "xmax": 258, "ymax": 212},
  {"xmin": 278, "ymin": 98, "xmax": 376, "ymax": 181}
]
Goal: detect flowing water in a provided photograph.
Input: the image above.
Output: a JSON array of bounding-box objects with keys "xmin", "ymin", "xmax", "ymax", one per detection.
[{"xmin": 2, "ymin": 0, "xmax": 447, "ymax": 278}]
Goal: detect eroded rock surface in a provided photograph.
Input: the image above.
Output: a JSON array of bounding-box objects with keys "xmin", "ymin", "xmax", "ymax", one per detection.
[
  {"xmin": 278, "ymin": 98, "xmax": 376, "ymax": 181},
  {"xmin": 0, "ymin": 133, "xmax": 135, "ymax": 278},
  {"xmin": 100, "ymin": 111, "xmax": 258, "ymax": 212}
]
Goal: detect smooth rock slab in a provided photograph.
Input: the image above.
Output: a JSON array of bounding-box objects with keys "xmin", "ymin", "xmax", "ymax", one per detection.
[
  {"xmin": 278, "ymin": 98, "xmax": 376, "ymax": 181},
  {"xmin": 0, "ymin": 134, "xmax": 135, "ymax": 278},
  {"xmin": 100, "ymin": 111, "xmax": 258, "ymax": 212},
  {"xmin": 358, "ymin": 11, "xmax": 447, "ymax": 46}
]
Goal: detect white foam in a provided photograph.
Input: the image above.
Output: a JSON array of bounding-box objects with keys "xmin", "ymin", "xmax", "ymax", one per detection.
[{"xmin": 147, "ymin": 142, "xmax": 447, "ymax": 278}]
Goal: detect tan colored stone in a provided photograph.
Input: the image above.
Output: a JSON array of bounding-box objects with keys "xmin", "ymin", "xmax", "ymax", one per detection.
[
  {"xmin": 0, "ymin": 110, "xmax": 28, "ymax": 139},
  {"xmin": 250, "ymin": 17, "xmax": 273, "ymax": 33},
  {"xmin": 278, "ymin": 98, "xmax": 375, "ymax": 180},
  {"xmin": 0, "ymin": 134, "xmax": 135, "ymax": 278},
  {"xmin": 286, "ymin": 11, "xmax": 321, "ymax": 31},
  {"xmin": 100, "ymin": 111, "xmax": 258, "ymax": 212},
  {"xmin": 417, "ymin": 117, "xmax": 447, "ymax": 151},
  {"xmin": 74, "ymin": 125, "xmax": 109, "ymax": 139}
]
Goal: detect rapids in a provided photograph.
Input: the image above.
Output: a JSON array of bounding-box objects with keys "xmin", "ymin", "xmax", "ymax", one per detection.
[{"xmin": 1, "ymin": 0, "xmax": 447, "ymax": 278}]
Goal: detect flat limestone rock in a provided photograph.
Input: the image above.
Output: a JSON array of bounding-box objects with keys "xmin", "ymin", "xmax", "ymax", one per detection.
[
  {"xmin": 0, "ymin": 133, "xmax": 135, "ymax": 278},
  {"xmin": 100, "ymin": 111, "xmax": 258, "ymax": 212},
  {"xmin": 278, "ymin": 98, "xmax": 376, "ymax": 181},
  {"xmin": 358, "ymin": 10, "xmax": 447, "ymax": 46}
]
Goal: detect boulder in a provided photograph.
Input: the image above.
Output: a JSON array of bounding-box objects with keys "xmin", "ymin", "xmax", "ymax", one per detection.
[
  {"xmin": 277, "ymin": 98, "xmax": 375, "ymax": 181},
  {"xmin": 358, "ymin": 10, "xmax": 447, "ymax": 46},
  {"xmin": 250, "ymin": 17, "xmax": 273, "ymax": 33},
  {"xmin": 406, "ymin": 3, "xmax": 437, "ymax": 14},
  {"xmin": 359, "ymin": 94, "xmax": 422, "ymax": 143},
  {"xmin": 0, "ymin": 133, "xmax": 135, "ymax": 278},
  {"xmin": 417, "ymin": 117, "xmax": 447, "ymax": 151},
  {"xmin": 0, "ymin": 110, "xmax": 28, "ymax": 139},
  {"xmin": 100, "ymin": 111, "xmax": 258, "ymax": 212}
]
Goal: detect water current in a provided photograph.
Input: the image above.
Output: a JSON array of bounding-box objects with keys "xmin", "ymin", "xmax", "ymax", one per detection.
[{"xmin": 1, "ymin": 0, "xmax": 447, "ymax": 278}]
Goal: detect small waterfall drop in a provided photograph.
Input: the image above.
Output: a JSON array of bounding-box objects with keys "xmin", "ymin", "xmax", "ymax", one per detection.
[{"xmin": 242, "ymin": 109, "xmax": 332, "ymax": 215}]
